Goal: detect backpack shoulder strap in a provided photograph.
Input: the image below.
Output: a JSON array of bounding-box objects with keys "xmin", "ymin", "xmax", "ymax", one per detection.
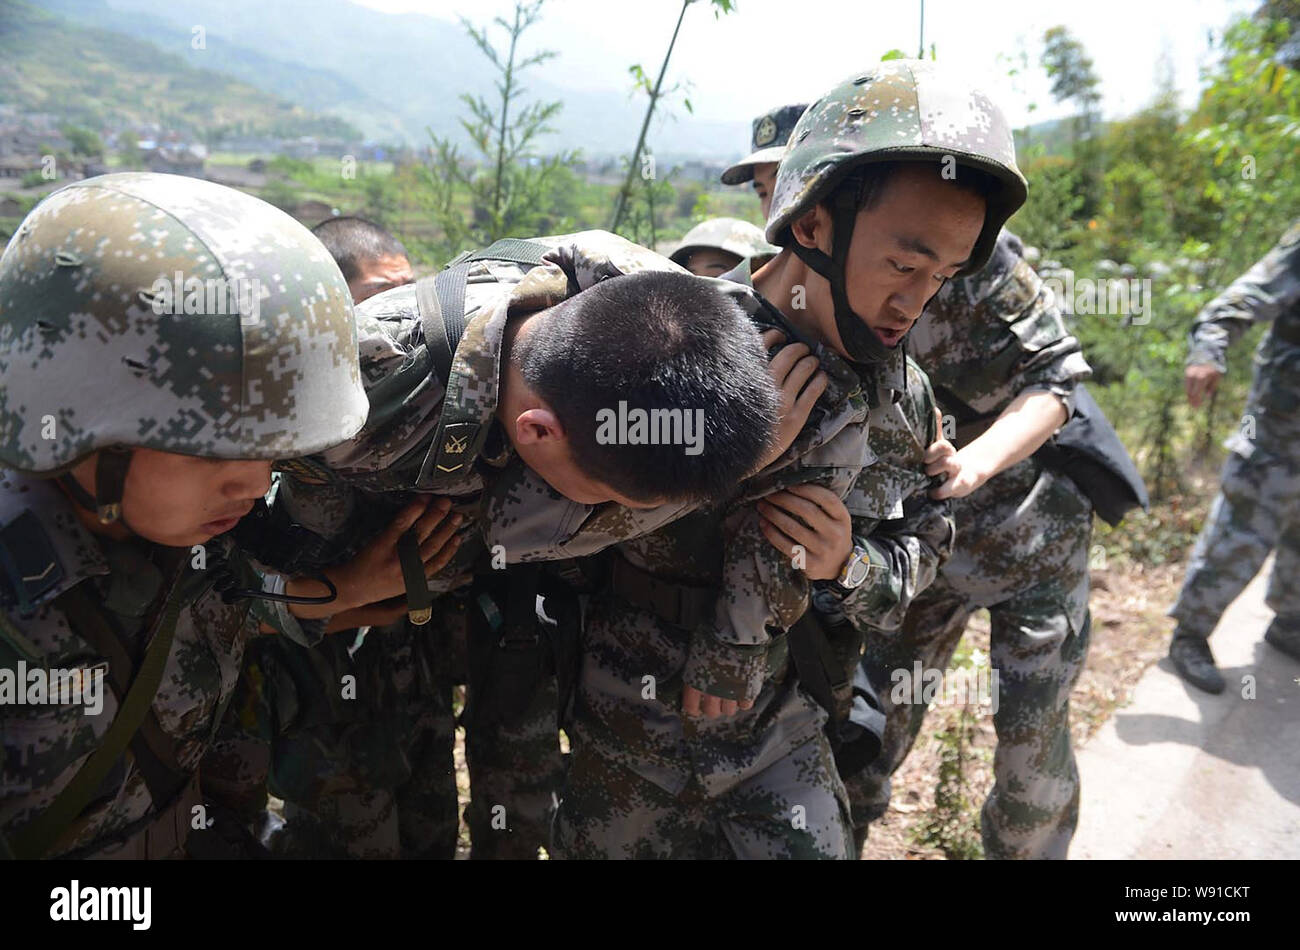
[
  {"xmin": 417, "ymin": 239, "xmax": 550, "ymax": 384},
  {"xmin": 415, "ymin": 272, "xmax": 454, "ymax": 385},
  {"xmin": 414, "ymin": 240, "xmax": 551, "ymax": 491},
  {"xmin": 467, "ymin": 238, "xmax": 551, "ymax": 268}
]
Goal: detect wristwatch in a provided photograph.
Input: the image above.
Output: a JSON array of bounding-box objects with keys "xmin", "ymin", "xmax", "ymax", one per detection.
[{"xmin": 836, "ymin": 544, "xmax": 874, "ymax": 591}]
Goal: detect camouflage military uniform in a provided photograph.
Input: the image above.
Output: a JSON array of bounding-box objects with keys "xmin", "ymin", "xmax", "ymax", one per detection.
[
  {"xmin": 267, "ymin": 232, "xmax": 797, "ymax": 858},
  {"xmin": 251, "ymin": 478, "xmax": 559, "ymax": 860},
  {"xmin": 274, "ymin": 227, "xmax": 895, "ymax": 858},
  {"xmin": 551, "ymin": 260, "xmax": 953, "ymax": 859},
  {"xmin": 0, "ymin": 174, "xmax": 366, "ymax": 859},
  {"xmin": 1169, "ymin": 220, "xmax": 1300, "ymax": 651},
  {"xmin": 846, "ymin": 231, "xmax": 1094, "ymax": 860},
  {"xmin": 544, "ymin": 62, "xmax": 1028, "ymax": 860}
]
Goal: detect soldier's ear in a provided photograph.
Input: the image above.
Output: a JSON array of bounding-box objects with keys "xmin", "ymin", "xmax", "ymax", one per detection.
[
  {"xmin": 791, "ymin": 205, "xmax": 830, "ymax": 253},
  {"xmin": 511, "ymin": 407, "xmax": 565, "ymax": 447}
]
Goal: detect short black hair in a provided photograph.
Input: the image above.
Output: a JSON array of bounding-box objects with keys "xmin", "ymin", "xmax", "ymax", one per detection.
[
  {"xmin": 311, "ymin": 216, "xmax": 408, "ymax": 282},
  {"xmin": 512, "ymin": 270, "xmax": 778, "ymax": 505}
]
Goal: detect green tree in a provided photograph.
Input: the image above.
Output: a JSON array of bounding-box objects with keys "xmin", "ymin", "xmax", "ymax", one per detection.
[
  {"xmin": 609, "ymin": 0, "xmax": 736, "ymax": 233},
  {"xmin": 116, "ymin": 131, "xmax": 144, "ymax": 170},
  {"xmin": 60, "ymin": 125, "xmax": 103, "ymax": 157},
  {"xmin": 424, "ymin": 0, "xmax": 577, "ymax": 254},
  {"xmin": 1041, "ymin": 26, "xmax": 1103, "ymax": 211},
  {"xmin": 1008, "ymin": 153, "xmax": 1083, "ymax": 260}
]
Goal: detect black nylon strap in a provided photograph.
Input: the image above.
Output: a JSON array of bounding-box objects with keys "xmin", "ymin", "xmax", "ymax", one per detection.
[
  {"xmin": 57, "ymin": 473, "xmax": 99, "ymax": 517},
  {"xmin": 94, "ymin": 448, "xmax": 132, "ymax": 524},
  {"xmin": 500, "ymin": 563, "xmax": 542, "ymax": 648},
  {"xmin": 787, "ymin": 611, "xmax": 838, "ymax": 720},
  {"xmin": 429, "ymin": 238, "xmax": 550, "ymax": 364},
  {"xmin": 433, "ymin": 263, "xmax": 471, "ymax": 362},
  {"xmin": 396, "ymin": 529, "xmax": 432, "ymax": 625},
  {"xmin": 788, "ymin": 182, "xmax": 889, "ymax": 366},
  {"xmin": 608, "ymin": 555, "xmax": 714, "ymax": 632},
  {"xmin": 413, "ymin": 241, "xmax": 549, "ymax": 492},
  {"xmin": 415, "ymin": 275, "xmax": 453, "ymax": 384}
]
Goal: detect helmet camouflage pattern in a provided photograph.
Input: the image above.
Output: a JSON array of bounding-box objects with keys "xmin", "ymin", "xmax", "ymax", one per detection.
[
  {"xmin": 669, "ymin": 218, "xmax": 780, "ymax": 267},
  {"xmin": 0, "ymin": 172, "xmax": 368, "ymax": 474},
  {"xmin": 720, "ymin": 102, "xmax": 809, "ymax": 185},
  {"xmin": 765, "ymin": 60, "xmax": 1027, "ymax": 276}
]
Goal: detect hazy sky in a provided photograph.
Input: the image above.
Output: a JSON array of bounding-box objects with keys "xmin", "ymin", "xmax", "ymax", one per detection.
[{"xmin": 354, "ymin": 0, "xmax": 1257, "ymax": 128}]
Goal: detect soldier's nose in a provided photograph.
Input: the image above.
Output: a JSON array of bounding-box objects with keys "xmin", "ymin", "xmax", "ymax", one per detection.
[{"xmin": 225, "ymin": 460, "xmax": 274, "ymax": 499}]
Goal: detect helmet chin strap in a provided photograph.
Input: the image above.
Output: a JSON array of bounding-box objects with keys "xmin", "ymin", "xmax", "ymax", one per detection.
[
  {"xmin": 787, "ymin": 182, "xmax": 892, "ymax": 366},
  {"xmin": 59, "ymin": 446, "xmax": 133, "ymax": 526}
]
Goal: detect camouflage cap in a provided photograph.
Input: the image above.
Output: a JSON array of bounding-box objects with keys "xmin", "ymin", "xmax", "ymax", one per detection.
[
  {"xmin": 0, "ymin": 173, "xmax": 368, "ymax": 474},
  {"xmin": 720, "ymin": 103, "xmax": 809, "ymax": 185},
  {"xmin": 765, "ymin": 60, "xmax": 1027, "ymax": 276},
  {"xmin": 668, "ymin": 218, "xmax": 780, "ymax": 267}
]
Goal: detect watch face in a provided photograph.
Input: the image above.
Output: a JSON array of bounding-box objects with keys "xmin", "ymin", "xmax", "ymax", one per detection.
[{"xmin": 845, "ymin": 554, "xmax": 871, "ymax": 588}]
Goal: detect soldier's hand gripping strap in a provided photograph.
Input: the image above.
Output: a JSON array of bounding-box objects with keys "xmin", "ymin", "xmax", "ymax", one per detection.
[
  {"xmin": 397, "ymin": 528, "xmax": 433, "ymax": 625},
  {"xmin": 7, "ymin": 559, "xmax": 193, "ymax": 859}
]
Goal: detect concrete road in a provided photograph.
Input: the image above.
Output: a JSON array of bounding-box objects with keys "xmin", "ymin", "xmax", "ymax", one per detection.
[{"xmin": 1071, "ymin": 559, "xmax": 1300, "ymax": 859}]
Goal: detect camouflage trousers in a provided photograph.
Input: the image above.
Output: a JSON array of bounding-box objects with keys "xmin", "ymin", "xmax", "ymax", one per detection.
[
  {"xmin": 1169, "ymin": 447, "xmax": 1300, "ymax": 637},
  {"xmin": 463, "ymin": 673, "xmax": 565, "ymax": 860},
  {"xmin": 216, "ymin": 589, "xmax": 567, "ymax": 860},
  {"xmin": 848, "ymin": 458, "xmax": 1094, "ymax": 860},
  {"xmin": 216, "ymin": 619, "xmax": 460, "ymax": 859},
  {"xmin": 552, "ymin": 730, "xmax": 852, "ymax": 859},
  {"xmin": 275, "ymin": 690, "xmax": 459, "ymax": 859}
]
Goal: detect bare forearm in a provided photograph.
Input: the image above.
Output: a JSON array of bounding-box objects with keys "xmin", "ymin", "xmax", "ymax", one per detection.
[{"xmin": 961, "ymin": 390, "xmax": 1067, "ymax": 482}]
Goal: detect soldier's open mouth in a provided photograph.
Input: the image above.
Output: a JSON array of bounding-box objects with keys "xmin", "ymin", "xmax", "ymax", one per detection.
[{"xmin": 874, "ymin": 326, "xmax": 905, "ymax": 346}]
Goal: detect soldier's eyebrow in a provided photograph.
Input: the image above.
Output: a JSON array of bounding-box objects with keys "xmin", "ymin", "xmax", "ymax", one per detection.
[{"xmin": 893, "ymin": 234, "xmax": 969, "ymax": 269}]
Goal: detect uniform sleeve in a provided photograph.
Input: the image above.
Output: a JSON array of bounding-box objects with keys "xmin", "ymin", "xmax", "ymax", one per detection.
[
  {"xmin": 673, "ymin": 349, "xmax": 875, "ymax": 702},
  {"xmin": 926, "ymin": 232, "xmax": 1091, "ymax": 420},
  {"xmin": 817, "ymin": 491, "xmax": 954, "ymax": 633},
  {"xmin": 247, "ymin": 595, "xmax": 328, "ymax": 649},
  {"xmin": 682, "ymin": 424, "xmax": 869, "ymax": 703},
  {"xmin": 989, "ymin": 242, "xmax": 1090, "ymax": 416},
  {"xmin": 1187, "ymin": 226, "xmax": 1300, "ymax": 372},
  {"xmin": 480, "ymin": 460, "xmax": 700, "ymax": 563}
]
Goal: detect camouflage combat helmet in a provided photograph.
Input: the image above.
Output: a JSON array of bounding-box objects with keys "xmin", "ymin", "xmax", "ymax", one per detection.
[
  {"xmin": 765, "ymin": 61, "xmax": 1027, "ymax": 364},
  {"xmin": 669, "ymin": 218, "xmax": 780, "ymax": 268},
  {"xmin": 720, "ymin": 103, "xmax": 809, "ymax": 185},
  {"xmin": 0, "ymin": 172, "xmax": 367, "ymax": 519}
]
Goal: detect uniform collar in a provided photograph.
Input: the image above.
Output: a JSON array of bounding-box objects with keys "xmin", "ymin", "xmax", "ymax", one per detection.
[{"xmin": 721, "ymin": 261, "xmax": 865, "ymax": 409}]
